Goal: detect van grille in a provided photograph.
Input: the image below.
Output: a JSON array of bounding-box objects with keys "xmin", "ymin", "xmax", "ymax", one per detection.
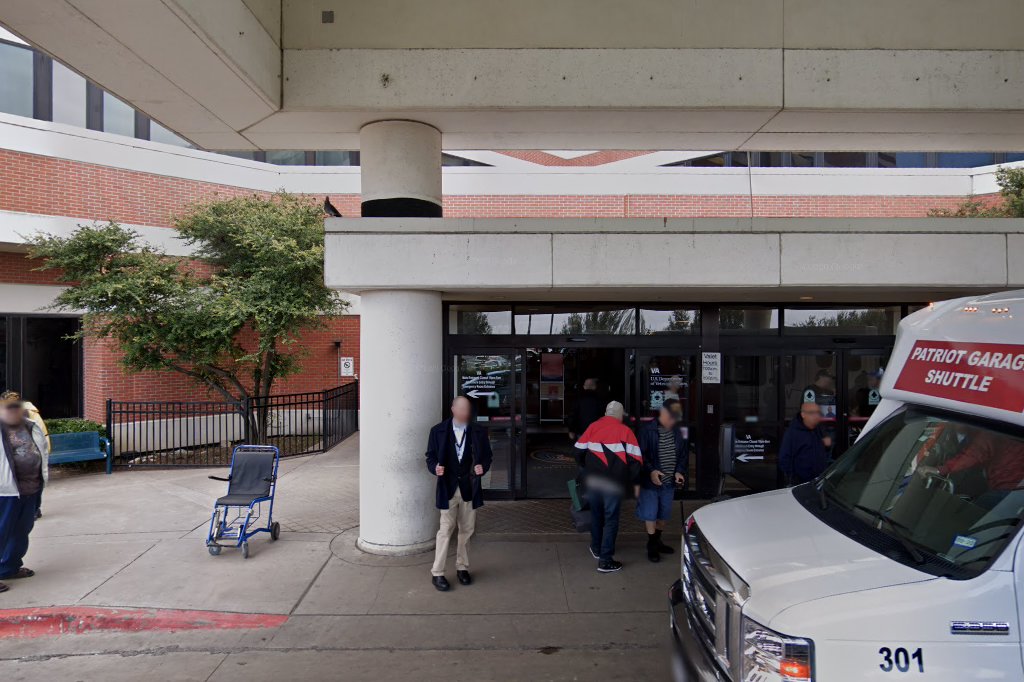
[{"xmin": 681, "ymin": 523, "xmax": 748, "ymax": 680}]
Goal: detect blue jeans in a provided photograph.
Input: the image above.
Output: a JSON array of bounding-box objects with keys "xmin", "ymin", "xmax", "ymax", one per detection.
[
  {"xmin": 587, "ymin": 489, "xmax": 622, "ymax": 562},
  {"xmin": 0, "ymin": 492, "xmax": 40, "ymax": 578}
]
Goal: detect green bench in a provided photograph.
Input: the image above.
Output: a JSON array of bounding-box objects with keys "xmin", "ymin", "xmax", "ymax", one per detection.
[{"xmin": 48, "ymin": 432, "xmax": 112, "ymax": 474}]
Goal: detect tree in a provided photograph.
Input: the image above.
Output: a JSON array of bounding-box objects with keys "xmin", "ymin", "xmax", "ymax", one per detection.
[
  {"xmin": 30, "ymin": 193, "xmax": 346, "ymax": 428},
  {"xmin": 559, "ymin": 310, "xmax": 635, "ymax": 335},
  {"xmin": 458, "ymin": 311, "xmax": 493, "ymax": 335},
  {"xmin": 930, "ymin": 166, "xmax": 1024, "ymax": 218}
]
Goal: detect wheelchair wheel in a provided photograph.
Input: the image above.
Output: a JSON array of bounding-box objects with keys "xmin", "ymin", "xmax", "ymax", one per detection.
[
  {"xmin": 208, "ymin": 544, "xmax": 221, "ymax": 556},
  {"xmin": 270, "ymin": 522, "xmax": 280, "ymax": 541},
  {"xmin": 241, "ymin": 541, "xmax": 250, "ymax": 559}
]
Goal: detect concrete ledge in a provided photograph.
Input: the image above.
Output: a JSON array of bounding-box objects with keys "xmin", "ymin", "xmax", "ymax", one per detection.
[
  {"xmin": 326, "ymin": 217, "xmax": 1024, "ymax": 234},
  {"xmin": 325, "ymin": 218, "xmax": 1023, "ymax": 293}
]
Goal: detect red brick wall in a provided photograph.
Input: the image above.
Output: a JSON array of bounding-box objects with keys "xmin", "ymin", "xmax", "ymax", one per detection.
[
  {"xmin": 443, "ymin": 194, "xmax": 975, "ymax": 218},
  {"xmin": 82, "ymin": 316, "xmax": 360, "ymax": 421},
  {"xmin": 0, "ymin": 149, "xmax": 361, "ymax": 227},
  {"xmin": 0, "ymin": 147, "xmax": 994, "ymax": 221},
  {"xmin": 0, "ymin": 252, "xmax": 62, "ymax": 285}
]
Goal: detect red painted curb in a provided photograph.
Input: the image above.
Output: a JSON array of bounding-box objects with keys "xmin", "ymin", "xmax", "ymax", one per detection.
[{"xmin": 0, "ymin": 607, "xmax": 287, "ymax": 639}]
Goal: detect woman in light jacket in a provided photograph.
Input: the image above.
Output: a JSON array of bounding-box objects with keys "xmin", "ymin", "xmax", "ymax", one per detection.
[{"xmin": 0, "ymin": 391, "xmax": 48, "ymax": 593}]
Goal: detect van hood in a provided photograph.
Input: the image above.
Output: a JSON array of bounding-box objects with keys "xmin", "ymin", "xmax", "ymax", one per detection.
[{"xmin": 692, "ymin": 488, "xmax": 936, "ymax": 626}]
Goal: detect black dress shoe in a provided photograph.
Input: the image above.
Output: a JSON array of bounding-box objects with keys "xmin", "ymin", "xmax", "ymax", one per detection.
[
  {"xmin": 457, "ymin": 570, "xmax": 473, "ymax": 585},
  {"xmin": 432, "ymin": 576, "xmax": 451, "ymax": 592}
]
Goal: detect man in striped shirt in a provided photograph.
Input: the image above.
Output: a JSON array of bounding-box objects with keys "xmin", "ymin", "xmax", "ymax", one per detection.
[{"xmin": 637, "ymin": 400, "xmax": 688, "ymax": 562}]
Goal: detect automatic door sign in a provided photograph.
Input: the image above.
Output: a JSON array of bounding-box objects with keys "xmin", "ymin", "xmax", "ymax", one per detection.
[
  {"xmin": 868, "ymin": 388, "xmax": 881, "ymax": 406},
  {"xmin": 894, "ymin": 341, "xmax": 1024, "ymax": 414}
]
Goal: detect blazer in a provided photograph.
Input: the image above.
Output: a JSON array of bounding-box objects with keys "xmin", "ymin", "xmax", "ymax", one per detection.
[{"xmin": 425, "ymin": 419, "xmax": 493, "ymax": 510}]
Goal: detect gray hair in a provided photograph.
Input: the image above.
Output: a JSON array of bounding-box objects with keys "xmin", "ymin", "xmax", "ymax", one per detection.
[{"xmin": 605, "ymin": 401, "xmax": 624, "ymax": 419}]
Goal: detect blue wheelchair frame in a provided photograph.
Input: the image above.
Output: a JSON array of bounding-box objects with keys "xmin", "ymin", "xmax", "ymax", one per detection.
[{"xmin": 205, "ymin": 445, "xmax": 281, "ymax": 559}]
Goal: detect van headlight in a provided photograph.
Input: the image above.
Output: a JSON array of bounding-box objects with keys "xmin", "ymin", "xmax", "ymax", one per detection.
[{"xmin": 742, "ymin": 617, "xmax": 814, "ymax": 681}]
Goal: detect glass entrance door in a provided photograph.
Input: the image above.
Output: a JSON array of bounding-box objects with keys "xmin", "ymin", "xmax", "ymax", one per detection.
[
  {"xmin": 842, "ymin": 349, "xmax": 890, "ymax": 452},
  {"xmin": 454, "ymin": 351, "xmax": 521, "ymax": 497},
  {"xmin": 522, "ymin": 347, "xmax": 629, "ymax": 498},
  {"xmin": 636, "ymin": 353, "xmax": 698, "ymax": 491}
]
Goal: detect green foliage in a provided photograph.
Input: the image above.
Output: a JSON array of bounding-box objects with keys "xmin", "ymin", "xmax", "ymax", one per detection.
[
  {"xmin": 45, "ymin": 418, "xmax": 107, "ymax": 438},
  {"xmin": 558, "ymin": 310, "xmax": 635, "ymax": 335},
  {"xmin": 29, "ymin": 193, "xmax": 345, "ymax": 405},
  {"xmin": 930, "ymin": 166, "xmax": 1024, "ymax": 218}
]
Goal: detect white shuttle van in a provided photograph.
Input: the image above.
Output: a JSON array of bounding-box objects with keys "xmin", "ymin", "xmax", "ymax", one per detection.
[{"xmin": 669, "ymin": 290, "xmax": 1024, "ymax": 681}]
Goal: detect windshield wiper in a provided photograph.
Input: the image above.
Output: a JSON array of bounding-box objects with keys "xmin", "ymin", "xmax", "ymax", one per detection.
[
  {"xmin": 852, "ymin": 504, "xmax": 927, "ymax": 565},
  {"xmin": 815, "ymin": 476, "xmax": 832, "ymax": 510}
]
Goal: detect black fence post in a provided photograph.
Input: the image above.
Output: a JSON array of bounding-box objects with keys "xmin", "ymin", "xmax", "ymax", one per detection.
[
  {"xmin": 242, "ymin": 396, "xmax": 251, "ymax": 444},
  {"xmin": 105, "ymin": 397, "xmax": 114, "ymax": 461}
]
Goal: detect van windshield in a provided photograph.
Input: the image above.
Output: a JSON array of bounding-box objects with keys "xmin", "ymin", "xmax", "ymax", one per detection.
[{"xmin": 820, "ymin": 408, "xmax": 1024, "ymax": 578}]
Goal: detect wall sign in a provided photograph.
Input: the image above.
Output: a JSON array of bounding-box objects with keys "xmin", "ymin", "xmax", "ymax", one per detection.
[
  {"xmin": 894, "ymin": 340, "xmax": 1024, "ymax": 413},
  {"xmin": 701, "ymin": 352, "xmax": 721, "ymax": 384},
  {"xmin": 339, "ymin": 356, "xmax": 355, "ymax": 377}
]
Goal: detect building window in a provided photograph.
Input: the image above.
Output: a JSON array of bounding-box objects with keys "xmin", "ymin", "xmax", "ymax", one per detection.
[
  {"xmin": 720, "ymin": 308, "xmax": 779, "ymax": 334},
  {"xmin": 265, "ymin": 150, "xmax": 307, "ymax": 165},
  {"xmin": 448, "ymin": 305, "xmax": 512, "ymax": 335},
  {"xmin": 514, "ymin": 306, "xmax": 636, "ymax": 335},
  {"xmin": 102, "ymin": 92, "xmax": 134, "ymax": 137},
  {"xmin": 877, "ymin": 152, "xmax": 929, "ymax": 168},
  {"xmin": 51, "ymin": 61, "xmax": 87, "ymax": 128},
  {"xmin": 729, "ymin": 151, "xmax": 749, "ymax": 167},
  {"xmin": 150, "ymin": 121, "xmax": 192, "ymax": 147},
  {"xmin": 823, "ymin": 152, "xmax": 867, "ymax": 168},
  {"xmin": 315, "ymin": 150, "xmax": 360, "ymax": 166},
  {"xmin": 783, "ymin": 307, "xmax": 900, "ymax": 335},
  {"xmin": 0, "ymin": 42, "xmax": 33, "ymax": 118},
  {"xmin": 790, "ymin": 152, "xmax": 816, "ymax": 167},
  {"xmin": 937, "ymin": 152, "xmax": 996, "ymax": 168},
  {"xmin": 690, "ymin": 154, "xmax": 727, "ymax": 167},
  {"xmin": 639, "ymin": 308, "xmax": 700, "ymax": 334},
  {"xmin": 442, "ymin": 153, "xmax": 491, "ymax": 167}
]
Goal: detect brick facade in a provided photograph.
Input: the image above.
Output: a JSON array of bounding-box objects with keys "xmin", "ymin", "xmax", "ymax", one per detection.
[
  {"xmin": 0, "ymin": 146, "xmax": 999, "ymax": 418},
  {"xmin": 82, "ymin": 318, "xmax": 360, "ymax": 422}
]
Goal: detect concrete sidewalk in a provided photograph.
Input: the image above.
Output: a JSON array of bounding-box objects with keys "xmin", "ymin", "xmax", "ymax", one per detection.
[{"xmin": 0, "ymin": 434, "xmax": 680, "ymax": 681}]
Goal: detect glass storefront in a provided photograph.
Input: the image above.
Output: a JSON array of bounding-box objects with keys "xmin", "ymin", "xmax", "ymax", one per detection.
[{"xmin": 444, "ymin": 303, "xmax": 910, "ymax": 500}]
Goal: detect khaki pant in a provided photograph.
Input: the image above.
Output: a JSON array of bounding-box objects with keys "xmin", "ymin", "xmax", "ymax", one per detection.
[{"xmin": 431, "ymin": 488, "xmax": 476, "ymax": 576}]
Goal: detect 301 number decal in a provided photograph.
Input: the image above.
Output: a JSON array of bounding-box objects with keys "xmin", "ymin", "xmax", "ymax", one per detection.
[{"xmin": 879, "ymin": 647, "xmax": 924, "ymax": 673}]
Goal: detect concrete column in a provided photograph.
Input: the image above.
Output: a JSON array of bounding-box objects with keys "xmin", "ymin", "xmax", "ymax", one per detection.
[
  {"xmin": 360, "ymin": 120, "xmax": 442, "ymax": 217},
  {"xmin": 357, "ymin": 289, "xmax": 443, "ymax": 555}
]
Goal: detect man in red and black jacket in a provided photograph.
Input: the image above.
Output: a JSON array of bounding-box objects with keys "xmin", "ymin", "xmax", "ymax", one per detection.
[{"xmin": 574, "ymin": 401, "xmax": 643, "ymax": 573}]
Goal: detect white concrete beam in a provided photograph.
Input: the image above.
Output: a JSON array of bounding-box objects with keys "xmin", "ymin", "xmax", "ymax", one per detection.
[
  {"xmin": 325, "ymin": 218, "xmax": 1024, "ymax": 295},
  {"xmin": 0, "ymin": 0, "xmax": 279, "ymax": 145}
]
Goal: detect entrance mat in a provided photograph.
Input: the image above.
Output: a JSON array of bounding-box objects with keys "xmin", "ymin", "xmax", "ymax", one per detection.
[{"xmin": 0, "ymin": 606, "xmax": 287, "ymax": 639}]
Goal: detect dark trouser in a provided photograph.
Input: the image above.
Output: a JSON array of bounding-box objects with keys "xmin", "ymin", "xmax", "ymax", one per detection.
[
  {"xmin": 0, "ymin": 492, "xmax": 40, "ymax": 578},
  {"xmin": 587, "ymin": 489, "xmax": 622, "ymax": 562}
]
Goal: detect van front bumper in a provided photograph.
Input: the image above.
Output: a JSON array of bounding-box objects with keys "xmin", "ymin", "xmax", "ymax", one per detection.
[{"xmin": 668, "ymin": 579, "xmax": 728, "ymax": 682}]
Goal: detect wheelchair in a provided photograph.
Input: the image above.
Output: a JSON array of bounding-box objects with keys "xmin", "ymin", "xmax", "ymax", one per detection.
[{"xmin": 205, "ymin": 445, "xmax": 281, "ymax": 559}]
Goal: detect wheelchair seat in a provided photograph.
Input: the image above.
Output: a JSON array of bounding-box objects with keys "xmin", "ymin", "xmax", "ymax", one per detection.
[{"xmin": 216, "ymin": 493, "xmax": 269, "ymax": 506}]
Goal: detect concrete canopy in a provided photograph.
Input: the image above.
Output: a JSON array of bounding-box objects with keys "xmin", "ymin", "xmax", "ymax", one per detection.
[{"xmin": 3, "ymin": 0, "xmax": 1024, "ymax": 151}]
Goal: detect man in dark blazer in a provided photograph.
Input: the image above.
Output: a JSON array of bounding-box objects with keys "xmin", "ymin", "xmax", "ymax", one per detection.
[{"xmin": 425, "ymin": 396, "xmax": 493, "ymax": 592}]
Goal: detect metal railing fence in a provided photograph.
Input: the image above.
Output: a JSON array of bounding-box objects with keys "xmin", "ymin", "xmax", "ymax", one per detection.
[{"xmin": 105, "ymin": 382, "xmax": 358, "ymax": 467}]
